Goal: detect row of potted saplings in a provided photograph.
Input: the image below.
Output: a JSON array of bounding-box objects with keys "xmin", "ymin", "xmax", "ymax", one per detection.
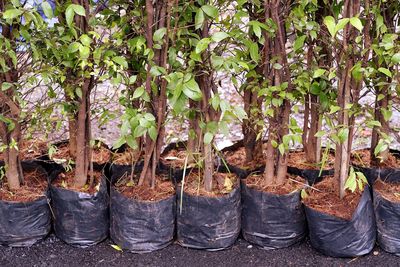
[{"xmin": 0, "ymin": 137, "xmax": 399, "ymax": 257}]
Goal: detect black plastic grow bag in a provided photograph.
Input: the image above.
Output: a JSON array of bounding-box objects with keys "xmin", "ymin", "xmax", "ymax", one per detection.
[
  {"xmin": 241, "ymin": 180, "xmax": 306, "ymax": 249},
  {"xmin": 305, "ymin": 188, "xmax": 376, "ymax": 257},
  {"xmin": 176, "ymin": 184, "xmax": 241, "ymax": 250},
  {"xmin": 0, "ymin": 161, "xmax": 51, "ymax": 247},
  {"xmin": 373, "ymin": 181, "xmax": 400, "ymax": 255},
  {"xmin": 109, "ymin": 165, "xmax": 176, "ymax": 253},
  {"xmin": 50, "ymin": 172, "xmax": 109, "ymax": 247}
]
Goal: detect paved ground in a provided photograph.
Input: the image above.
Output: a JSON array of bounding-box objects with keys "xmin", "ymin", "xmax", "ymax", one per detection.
[{"xmin": 0, "ymin": 235, "xmax": 398, "ymax": 267}]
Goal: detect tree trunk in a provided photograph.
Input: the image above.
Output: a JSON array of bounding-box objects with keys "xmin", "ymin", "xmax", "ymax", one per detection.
[
  {"xmin": 0, "ymin": 0, "xmax": 23, "ymax": 190},
  {"xmin": 74, "ymin": 77, "xmax": 93, "ymax": 187},
  {"xmin": 333, "ymin": 0, "xmax": 361, "ymax": 199},
  {"xmin": 262, "ymin": 0, "xmax": 291, "ymax": 185}
]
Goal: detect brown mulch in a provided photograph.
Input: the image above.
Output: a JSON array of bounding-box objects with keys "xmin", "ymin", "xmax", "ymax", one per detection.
[
  {"xmin": 245, "ymin": 173, "xmax": 305, "ymax": 195},
  {"xmin": 51, "ymin": 143, "xmax": 111, "ymax": 165},
  {"xmin": 351, "ymin": 149, "xmax": 400, "ymax": 169},
  {"xmin": 114, "ymin": 174, "xmax": 175, "ymax": 201},
  {"xmin": 52, "ymin": 170, "xmax": 102, "ymax": 194},
  {"xmin": 0, "ymin": 139, "xmax": 48, "ymax": 161},
  {"xmin": 181, "ymin": 170, "xmax": 239, "ymax": 197},
  {"xmin": 288, "ymin": 150, "xmax": 335, "ymax": 170},
  {"xmin": 223, "ymin": 146, "xmax": 265, "ymax": 170},
  {"xmin": 302, "ymin": 177, "xmax": 362, "ymax": 220},
  {"xmin": 0, "ymin": 169, "xmax": 47, "ymax": 202},
  {"xmin": 374, "ymin": 179, "xmax": 400, "ymax": 202},
  {"xmin": 112, "ymin": 147, "xmax": 142, "ymax": 165},
  {"xmin": 160, "ymin": 148, "xmax": 190, "ymax": 169}
]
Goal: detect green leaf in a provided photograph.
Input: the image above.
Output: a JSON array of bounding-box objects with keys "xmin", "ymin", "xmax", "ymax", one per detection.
[
  {"xmin": 3, "ymin": 9, "xmax": 23, "ymax": 20},
  {"xmin": 201, "ymin": 5, "xmax": 218, "ymax": 18},
  {"xmin": 1, "ymin": 82, "xmax": 13, "ymax": 91},
  {"xmin": 195, "ymin": 9, "xmax": 204, "ymax": 30},
  {"xmin": 80, "ymin": 34, "xmax": 92, "ymax": 46},
  {"xmin": 273, "ymin": 63, "xmax": 282, "ymax": 70},
  {"xmin": 79, "ymin": 45, "xmax": 90, "ymax": 59},
  {"xmin": 72, "ymin": 4, "xmax": 86, "ymax": 16},
  {"xmin": 313, "ymin": 68, "xmax": 325, "ymax": 78},
  {"xmin": 153, "ymin": 28, "xmax": 166, "ymax": 42},
  {"xmin": 182, "ymin": 78, "xmax": 202, "ymax": 101},
  {"xmin": 148, "ymin": 126, "xmax": 158, "ymax": 141},
  {"xmin": 323, "ymin": 16, "xmax": 336, "ymax": 37},
  {"xmin": 65, "ymin": 5, "xmax": 74, "ymax": 26},
  {"xmin": 338, "ymin": 128, "xmax": 349, "ymax": 143},
  {"xmin": 350, "ymin": 17, "xmax": 363, "ymax": 32},
  {"xmin": 252, "ymin": 23, "xmax": 261, "ymax": 39},
  {"xmin": 211, "ymin": 32, "xmax": 229, "ymax": 42},
  {"xmin": 278, "ymin": 143, "xmax": 285, "ymax": 156},
  {"xmin": 233, "ymin": 106, "xmax": 247, "ymax": 120},
  {"xmin": 41, "ymin": 1, "xmax": 53, "ymax": 18},
  {"xmin": 132, "ymin": 86, "xmax": 144, "ymax": 99},
  {"xmin": 374, "ymin": 140, "xmax": 388, "ymax": 157},
  {"xmin": 344, "ymin": 171, "xmax": 357, "ymax": 193},
  {"xmin": 334, "ymin": 18, "xmax": 349, "ymax": 35},
  {"xmin": 293, "ymin": 35, "xmax": 306, "ymax": 52},
  {"xmin": 314, "ymin": 131, "xmax": 326, "ymax": 138},
  {"xmin": 204, "ymin": 132, "xmax": 213, "ymax": 144},
  {"xmin": 75, "ymin": 88, "xmax": 82, "ymax": 99},
  {"xmin": 133, "ymin": 126, "xmax": 147, "ymax": 138},
  {"xmin": 378, "ymin": 67, "xmax": 392, "ymax": 78},
  {"xmin": 391, "ymin": 53, "xmax": 400, "ymax": 64},
  {"xmin": 195, "ymin": 38, "xmax": 211, "ymax": 54},
  {"xmin": 112, "ymin": 56, "xmax": 128, "ymax": 69},
  {"xmin": 249, "ymin": 42, "xmax": 259, "ymax": 62},
  {"xmin": 125, "ymin": 135, "xmax": 137, "ymax": 149}
]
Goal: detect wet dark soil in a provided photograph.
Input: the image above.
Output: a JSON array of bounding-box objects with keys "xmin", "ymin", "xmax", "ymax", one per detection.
[
  {"xmin": 245, "ymin": 174, "xmax": 305, "ymax": 195},
  {"xmin": 302, "ymin": 177, "xmax": 362, "ymax": 220},
  {"xmin": 351, "ymin": 149, "xmax": 400, "ymax": 168},
  {"xmin": 374, "ymin": 179, "xmax": 400, "ymax": 202},
  {"xmin": 0, "ymin": 236, "xmax": 396, "ymax": 267}
]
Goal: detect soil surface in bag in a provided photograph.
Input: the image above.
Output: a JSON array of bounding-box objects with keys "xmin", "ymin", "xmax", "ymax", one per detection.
[
  {"xmin": 222, "ymin": 140, "xmax": 334, "ymax": 183},
  {"xmin": 176, "ymin": 169, "xmax": 241, "ymax": 250},
  {"xmin": 303, "ymin": 178, "xmax": 376, "ymax": 257},
  {"xmin": 0, "ymin": 162, "xmax": 51, "ymax": 247},
  {"xmin": 241, "ymin": 173, "xmax": 307, "ymax": 249},
  {"xmin": 0, "ymin": 140, "xmax": 48, "ymax": 162},
  {"xmin": 49, "ymin": 140, "xmax": 111, "ymax": 165},
  {"xmin": 287, "ymin": 149, "xmax": 335, "ymax": 185},
  {"xmin": 351, "ymin": 149, "xmax": 400, "ymax": 184},
  {"xmin": 111, "ymin": 144, "xmax": 142, "ymax": 166},
  {"xmin": 110, "ymin": 165, "xmax": 176, "ymax": 253},
  {"xmin": 50, "ymin": 170, "xmax": 109, "ymax": 247},
  {"xmin": 160, "ymin": 141, "xmax": 189, "ymax": 170},
  {"xmin": 373, "ymin": 179, "xmax": 400, "ymax": 255}
]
